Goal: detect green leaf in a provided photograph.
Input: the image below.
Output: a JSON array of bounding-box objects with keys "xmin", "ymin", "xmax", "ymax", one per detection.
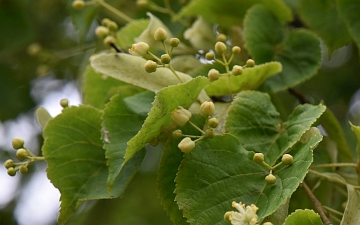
[
  {"xmin": 204, "ymin": 62, "xmax": 282, "ymax": 96},
  {"xmin": 82, "ymin": 66, "xmax": 125, "ymax": 109},
  {"xmin": 244, "ymin": 5, "xmax": 321, "ymax": 92},
  {"xmin": 336, "ymin": 0, "xmax": 360, "ymax": 51},
  {"xmin": 177, "ymin": 0, "xmax": 292, "ymax": 27},
  {"xmin": 298, "ymin": 0, "xmax": 351, "ymax": 55},
  {"xmin": 320, "ymin": 109, "xmax": 354, "ymax": 162},
  {"xmin": 116, "ymin": 19, "xmax": 149, "ymax": 50},
  {"xmin": 43, "ymin": 105, "xmax": 144, "ymax": 224},
  {"xmin": 67, "ymin": 0, "xmax": 98, "ymax": 42},
  {"xmin": 90, "ymin": 53, "xmax": 193, "ymax": 92},
  {"xmin": 102, "ymin": 94, "xmax": 147, "ymax": 192},
  {"xmin": 126, "ymin": 76, "xmax": 209, "ymax": 163},
  {"xmin": 342, "ymin": 184, "xmax": 360, "ymax": 224},
  {"xmin": 175, "ymin": 132, "xmax": 322, "ymax": 224},
  {"xmin": 283, "ymin": 209, "xmax": 323, "ymax": 225},
  {"xmin": 157, "ymin": 139, "xmax": 189, "ymax": 225},
  {"xmin": 35, "ymin": 107, "xmax": 52, "ymax": 130},
  {"xmin": 226, "ymin": 91, "xmax": 325, "ymax": 164},
  {"xmin": 123, "ymin": 91, "xmax": 155, "ymax": 115},
  {"xmin": 350, "ymin": 122, "xmax": 360, "ymax": 184}
]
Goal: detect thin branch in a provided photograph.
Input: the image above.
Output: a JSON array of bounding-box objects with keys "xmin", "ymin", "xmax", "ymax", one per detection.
[{"xmin": 301, "ymin": 182, "xmax": 332, "ymax": 225}]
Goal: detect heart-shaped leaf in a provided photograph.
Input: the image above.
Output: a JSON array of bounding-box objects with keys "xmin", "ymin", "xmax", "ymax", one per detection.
[
  {"xmin": 226, "ymin": 91, "xmax": 325, "ymax": 164},
  {"xmin": 244, "ymin": 5, "xmax": 321, "ymax": 92},
  {"xmin": 283, "ymin": 209, "xmax": 323, "ymax": 225},
  {"xmin": 42, "ymin": 105, "xmax": 145, "ymax": 224},
  {"xmin": 175, "ymin": 132, "xmax": 322, "ymax": 224}
]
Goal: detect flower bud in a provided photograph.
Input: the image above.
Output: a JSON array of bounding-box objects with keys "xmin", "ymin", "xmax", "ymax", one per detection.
[
  {"xmin": 161, "ymin": 54, "xmax": 171, "ymax": 64},
  {"xmin": 208, "ymin": 69, "xmax": 221, "ymax": 81},
  {"xmin": 60, "ymin": 99, "xmax": 69, "ymax": 108},
  {"xmin": 178, "ymin": 137, "xmax": 195, "ymax": 153},
  {"xmin": 200, "ymin": 101, "xmax": 215, "ymax": 117},
  {"xmin": 129, "ymin": 42, "xmax": 149, "ymax": 57},
  {"xmin": 103, "ymin": 36, "xmax": 116, "ymax": 47},
  {"xmin": 4, "ymin": 159, "xmax": 15, "ymax": 169},
  {"xmin": 154, "ymin": 27, "xmax": 168, "ymax": 41},
  {"xmin": 27, "ymin": 43, "xmax": 41, "ymax": 56},
  {"xmin": 265, "ymin": 174, "xmax": 276, "ymax": 184},
  {"xmin": 171, "ymin": 108, "xmax": 192, "ymax": 126},
  {"xmin": 136, "ymin": 0, "xmax": 148, "ymax": 7},
  {"xmin": 95, "ymin": 26, "xmax": 110, "ymax": 39},
  {"xmin": 16, "ymin": 148, "xmax": 28, "ymax": 161},
  {"xmin": 246, "ymin": 59, "xmax": 255, "ymax": 67},
  {"xmin": 7, "ymin": 167, "xmax": 16, "ymax": 176},
  {"xmin": 215, "ymin": 41, "xmax": 227, "ymax": 55},
  {"xmin": 262, "ymin": 222, "xmax": 274, "ymax": 225},
  {"xmin": 172, "ymin": 129, "xmax": 183, "ymax": 139},
  {"xmin": 205, "ymin": 52, "xmax": 214, "ymax": 60},
  {"xmin": 208, "ymin": 118, "xmax": 219, "ymax": 128},
  {"xmin": 232, "ymin": 65, "xmax": 243, "ymax": 76},
  {"xmin": 217, "ymin": 33, "xmax": 227, "ymax": 42},
  {"xmin": 20, "ymin": 166, "xmax": 28, "ymax": 174},
  {"xmin": 232, "ymin": 46, "xmax": 241, "ymax": 54},
  {"xmin": 170, "ymin": 38, "xmax": 180, "ymax": 47},
  {"xmin": 281, "ymin": 154, "xmax": 293, "ymax": 165},
  {"xmin": 108, "ymin": 21, "xmax": 118, "ymax": 31},
  {"xmin": 205, "ymin": 128, "xmax": 215, "ymax": 138},
  {"xmin": 12, "ymin": 137, "xmax": 24, "ymax": 149},
  {"xmin": 253, "ymin": 153, "xmax": 264, "ymax": 163},
  {"xmin": 149, "ymin": 138, "xmax": 159, "ymax": 147},
  {"xmin": 72, "ymin": 0, "xmax": 85, "ymax": 10},
  {"xmin": 101, "ymin": 18, "xmax": 112, "ymax": 27},
  {"xmin": 144, "ymin": 60, "xmax": 157, "ymax": 73}
]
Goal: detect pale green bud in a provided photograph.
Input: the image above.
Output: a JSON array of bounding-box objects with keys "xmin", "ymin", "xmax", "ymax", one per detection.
[
  {"xmin": 215, "ymin": 41, "xmax": 227, "ymax": 55},
  {"xmin": 171, "ymin": 108, "xmax": 192, "ymax": 126},
  {"xmin": 72, "ymin": 0, "xmax": 85, "ymax": 10},
  {"xmin": 12, "ymin": 137, "xmax": 24, "ymax": 149},
  {"xmin": 178, "ymin": 137, "xmax": 195, "ymax": 153},
  {"xmin": 217, "ymin": 33, "xmax": 227, "ymax": 42},
  {"xmin": 253, "ymin": 153, "xmax": 264, "ymax": 163},
  {"xmin": 144, "ymin": 60, "xmax": 157, "ymax": 73},
  {"xmin": 170, "ymin": 38, "xmax": 180, "ymax": 47},
  {"xmin": 154, "ymin": 27, "xmax": 168, "ymax": 41},
  {"xmin": 265, "ymin": 174, "xmax": 276, "ymax": 184},
  {"xmin": 208, "ymin": 69, "xmax": 221, "ymax": 81},
  {"xmin": 95, "ymin": 26, "xmax": 110, "ymax": 39},
  {"xmin": 205, "ymin": 52, "xmax": 214, "ymax": 60},
  {"xmin": 60, "ymin": 99, "xmax": 69, "ymax": 108},
  {"xmin": 282, "ymin": 154, "xmax": 293, "ymax": 165},
  {"xmin": 4, "ymin": 159, "xmax": 15, "ymax": 169},
  {"xmin": 232, "ymin": 65, "xmax": 243, "ymax": 76},
  {"xmin": 208, "ymin": 118, "xmax": 219, "ymax": 128},
  {"xmin": 232, "ymin": 46, "xmax": 241, "ymax": 54},
  {"xmin": 200, "ymin": 101, "xmax": 215, "ymax": 117},
  {"xmin": 246, "ymin": 59, "xmax": 255, "ymax": 67},
  {"xmin": 172, "ymin": 129, "xmax": 183, "ymax": 139},
  {"xmin": 161, "ymin": 54, "xmax": 171, "ymax": 64},
  {"xmin": 129, "ymin": 42, "xmax": 149, "ymax": 57},
  {"xmin": 103, "ymin": 36, "xmax": 116, "ymax": 47}
]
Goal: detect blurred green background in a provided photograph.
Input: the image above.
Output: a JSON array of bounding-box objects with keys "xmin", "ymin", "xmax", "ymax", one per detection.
[{"xmin": 0, "ymin": 0, "xmax": 359, "ymax": 224}]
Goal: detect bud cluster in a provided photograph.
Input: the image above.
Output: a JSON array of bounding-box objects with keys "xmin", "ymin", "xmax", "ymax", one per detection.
[
  {"xmin": 252, "ymin": 152, "xmax": 294, "ymax": 185},
  {"xmin": 3, "ymin": 137, "xmax": 45, "ymax": 177},
  {"xmin": 94, "ymin": 18, "xmax": 119, "ymax": 49},
  {"xmin": 170, "ymin": 101, "xmax": 219, "ymax": 153},
  {"xmin": 129, "ymin": 27, "xmax": 182, "ymax": 81}
]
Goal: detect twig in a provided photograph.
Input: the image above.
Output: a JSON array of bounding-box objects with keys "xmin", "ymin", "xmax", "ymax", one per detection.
[
  {"xmin": 301, "ymin": 182, "xmax": 332, "ymax": 225},
  {"xmin": 288, "ymin": 88, "xmax": 310, "ymax": 104}
]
